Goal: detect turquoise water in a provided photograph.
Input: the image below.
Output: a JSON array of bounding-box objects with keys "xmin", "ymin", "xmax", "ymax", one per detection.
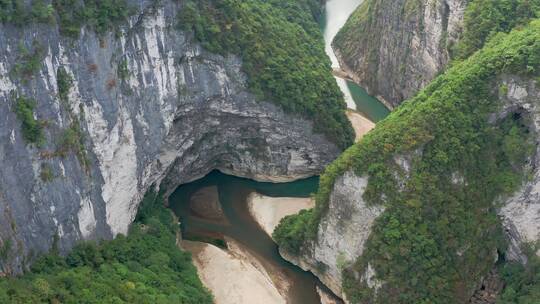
[
  {"xmin": 346, "ymin": 82, "xmax": 390, "ymax": 122},
  {"xmin": 169, "ymin": 171, "xmax": 340, "ymax": 304},
  {"xmin": 320, "ymin": 0, "xmax": 390, "ymax": 122}
]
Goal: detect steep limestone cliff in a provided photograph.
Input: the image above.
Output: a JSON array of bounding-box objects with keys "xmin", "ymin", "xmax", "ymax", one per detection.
[
  {"xmin": 333, "ymin": 0, "xmax": 467, "ymax": 107},
  {"xmin": 280, "ymin": 170, "xmax": 384, "ymax": 298},
  {"xmin": 0, "ymin": 0, "xmax": 341, "ymax": 274}
]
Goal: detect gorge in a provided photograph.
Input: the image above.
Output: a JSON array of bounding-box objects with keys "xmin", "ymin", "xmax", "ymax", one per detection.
[
  {"xmin": 167, "ymin": 2, "xmax": 386, "ymax": 303},
  {"xmin": 320, "ymin": 0, "xmax": 389, "ymax": 122},
  {"xmin": 0, "ymin": 0, "xmax": 539, "ymax": 303}
]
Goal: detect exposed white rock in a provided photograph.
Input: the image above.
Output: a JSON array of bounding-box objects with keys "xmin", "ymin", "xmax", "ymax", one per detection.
[
  {"xmin": 508, "ymin": 83, "xmax": 529, "ymax": 102},
  {"xmin": 59, "ymin": 161, "xmax": 65, "ymax": 177},
  {"xmin": 9, "ymin": 130, "xmax": 15, "ymax": 144},
  {"xmin": 0, "ymin": 62, "xmax": 15, "ymax": 94},
  {"xmin": 501, "ymin": 186, "xmax": 540, "ymax": 262},
  {"xmin": 362, "ymin": 263, "xmax": 382, "ymax": 292},
  {"xmin": 44, "ymin": 48, "xmax": 58, "ymax": 94},
  {"xmin": 394, "ymin": 154, "xmax": 412, "ymax": 174},
  {"xmin": 313, "ymin": 171, "xmax": 384, "ymax": 295},
  {"xmin": 78, "ymin": 197, "xmax": 97, "ymax": 238},
  {"xmin": 451, "ymin": 172, "xmax": 465, "ymax": 185}
]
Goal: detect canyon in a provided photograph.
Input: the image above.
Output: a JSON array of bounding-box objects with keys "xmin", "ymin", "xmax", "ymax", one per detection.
[{"xmin": 0, "ymin": 0, "xmax": 538, "ymax": 303}]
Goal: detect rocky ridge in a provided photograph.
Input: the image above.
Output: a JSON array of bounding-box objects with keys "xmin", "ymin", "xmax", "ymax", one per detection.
[{"xmin": 280, "ymin": 170, "xmax": 384, "ymax": 299}]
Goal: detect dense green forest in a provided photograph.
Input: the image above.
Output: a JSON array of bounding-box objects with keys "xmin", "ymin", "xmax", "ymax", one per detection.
[
  {"xmin": 0, "ymin": 191, "xmax": 213, "ymax": 303},
  {"xmin": 13, "ymin": 95, "xmax": 45, "ymax": 146},
  {"xmin": 452, "ymin": 0, "xmax": 540, "ymax": 59},
  {"xmin": 0, "ymin": 0, "xmax": 131, "ymax": 36},
  {"xmin": 178, "ymin": 0, "xmax": 354, "ymax": 149},
  {"xmin": 275, "ymin": 18, "xmax": 540, "ymax": 303}
]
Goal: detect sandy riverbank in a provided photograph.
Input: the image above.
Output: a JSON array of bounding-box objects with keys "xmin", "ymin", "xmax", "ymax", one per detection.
[
  {"xmin": 183, "ymin": 238, "xmax": 288, "ymax": 304},
  {"xmin": 247, "ymin": 193, "xmax": 315, "ymax": 238},
  {"xmin": 346, "ymin": 110, "xmax": 375, "ymax": 141}
]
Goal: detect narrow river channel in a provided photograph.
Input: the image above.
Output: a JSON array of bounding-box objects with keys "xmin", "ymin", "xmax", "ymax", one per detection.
[
  {"xmin": 321, "ymin": 0, "xmax": 390, "ymax": 122},
  {"xmin": 169, "ymin": 171, "xmax": 339, "ymax": 304}
]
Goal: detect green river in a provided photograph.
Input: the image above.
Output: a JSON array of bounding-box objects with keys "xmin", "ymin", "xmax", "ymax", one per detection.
[
  {"xmin": 168, "ymin": 1, "xmax": 391, "ymax": 303},
  {"xmin": 169, "ymin": 171, "xmax": 337, "ymax": 304}
]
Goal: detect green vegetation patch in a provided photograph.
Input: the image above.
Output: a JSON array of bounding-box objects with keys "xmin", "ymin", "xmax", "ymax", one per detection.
[
  {"xmin": 0, "ymin": 191, "xmax": 213, "ymax": 304},
  {"xmin": 13, "ymin": 95, "xmax": 45, "ymax": 146},
  {"xmin": 56, "ymin": 119, "xmax": 90, "ymax": 170},
  {"xmin": 275, "ymin": 19, "xmax": 540, "ymax": 303},
  {"xmin": 55, "ymin": 67, "xmax": 91, "ymax": 171},
  {"xmin": 53, "ymin": 0, "xmax": 131, "ymax": 37},
  {"xmin": 56, "ymin": 67, "xmax": 73, "ymax": 104},
  {"xmin": 0, "ymin": 0, "xmax": 54, "ymax": 25},
  {"xmin": 12, "ymin": 41, "xmax": 45, "ymax": 80},
  {"xmin": 272, "ymin": 208, "xmax": 314, "ymax": 255},
  {"xmin": 178, "ymin": 0, "xmax": 354, "ymax": 149},
  {"xmin": 117, "ymin": 59, "xmax": 129, "ymax": 81},
  {"xmin": 39, "ymin": 163, "xmax": 55, "ymax": 182},
  {"xmin": 498, "ymin": 245, "xmax": 540, "ymax": 304}
]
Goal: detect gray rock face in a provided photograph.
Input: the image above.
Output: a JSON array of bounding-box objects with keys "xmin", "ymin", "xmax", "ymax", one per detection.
[
  {"xmin": 496, "ymin": 75, "xmax": 540, "ymax": 262},
  {"xmin": 333, "ymin": 0, "xmax": 467, "ymax": 107},
  {"xmin": 281, "ymin": 170, "xmax": 384, "ymax": 299},
  {"xmin": 0, "ymin": 0, "xmax": 340, "ymax": 273}
]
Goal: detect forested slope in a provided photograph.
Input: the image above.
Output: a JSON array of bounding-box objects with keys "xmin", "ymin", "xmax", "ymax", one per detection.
[
  {"xmin": 0, "ymin": 191, "xmax": 214, "ymax": 303},
  {"xmin": 276, "ymin": 18, "xmax": 540, "ymax": 303}
]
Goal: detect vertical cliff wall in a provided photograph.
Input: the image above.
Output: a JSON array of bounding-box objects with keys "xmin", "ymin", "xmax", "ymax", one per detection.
[
  {"xmin": 333, "ymin": 0, "xmax": 467, "ymax": 108},
  {"xmin": 0, "ymin": 0, "xmax": 341, "ymax": 274}
]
